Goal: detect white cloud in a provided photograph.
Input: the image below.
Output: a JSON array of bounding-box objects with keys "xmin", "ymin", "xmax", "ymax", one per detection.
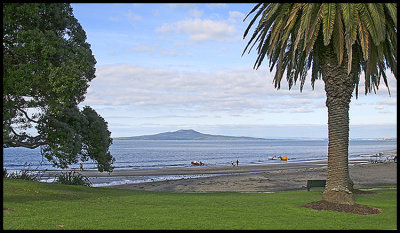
[
  {"xmin": 117, "ymin": 44, "xmax": 191, "ymax": 57},
  {"xmin": 206, "ymin": 3, "xmax": 228, "ymax": 9},
  {"xmin": 379, "ymin": 110, "xmax": 393, "ymax": 114},
  {"xmin": 189, "ymin": 8, "xmax": 203, "ymax": 18},
  {"xmin": 228, "ymin": 11, "xmax": 245, "ymax": 23},
  {"xmin": 156, "ymin": 18, "xmax": 239, "ymax": 42},
  {"xmin": 84, "ymin": 64, "xmax": 327, "ymax": 115},
  {"xmin": 167, "ymin": 3, "xmax": 197, "ymax": 9},
  {"xmin": 124, "ymin": 45, "xmax": 155, "ymax": 53},
  {"xmin": 290, "ymin": 108, "xmax": 314, "ymax": 113},
  {"xmin": 108, "ymin": 16, "xmax": 120, "ymax": 22},
  {"xmin": 125, "ymin": 10, "xmax": 142, "ymax": 25},
  {"xmin": 152, "ymin": 9, "xmax": 160, "ymax": 17},
  {"xmin": 108, "ymin": 9, "xmax": 142, "ymax": 26},
  {"xmin": 377, "ymin": 99, "xmax": 397, "ymax": 106}
]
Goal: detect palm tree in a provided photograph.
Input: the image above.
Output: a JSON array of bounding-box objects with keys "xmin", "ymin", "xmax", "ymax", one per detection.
[{"xmin": 243, "ymin": 3, "xmax": 397, "ymax": 205}]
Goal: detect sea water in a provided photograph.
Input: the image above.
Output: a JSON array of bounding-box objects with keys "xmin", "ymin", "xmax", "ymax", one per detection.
[{"xmin": 3, "ymin": 139, "xmax": 396, "ymax": 171}]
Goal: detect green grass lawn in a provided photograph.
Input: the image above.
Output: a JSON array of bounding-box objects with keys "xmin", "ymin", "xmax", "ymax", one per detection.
[{"xmin": 3, "ymin": 178, "xmax": 397, "ymax": 230}]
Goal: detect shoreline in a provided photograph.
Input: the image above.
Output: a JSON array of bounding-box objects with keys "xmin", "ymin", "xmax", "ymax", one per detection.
[
  {"xmin": 42, "ymin": 159, "xmax": 366, "ymax": 177},
  {"xmin": 74, "ymin": 159, "xmax": 395, "ymax": 192},
  {"xmin": 100, "ymin": 162, "xmax": 396, "ymax": 192},
  {"xmin": 16, "ymin": 151, "xmax": 396, "ymax": 192}
]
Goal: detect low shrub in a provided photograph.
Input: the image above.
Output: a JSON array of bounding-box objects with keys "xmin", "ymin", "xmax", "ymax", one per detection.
[
  {"xmin": 53, "ymin": 171, "xmax": 92, "ymax": 187},
  {"xmin": 3, "ymin": 163, "xmax": 42, "ymax": 181}
]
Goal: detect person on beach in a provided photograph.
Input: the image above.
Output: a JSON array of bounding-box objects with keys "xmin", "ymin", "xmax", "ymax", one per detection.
[
  {"xmin": 236, "ymin": 160, "xmax": 239, "ymax": 167},
  {"xmin": 80, "ymin": 163, "xmax": 84, "ymax": 171},
  {"xmin": 231, "ymin": 161, "xmax": 234, "ymax": 167}
]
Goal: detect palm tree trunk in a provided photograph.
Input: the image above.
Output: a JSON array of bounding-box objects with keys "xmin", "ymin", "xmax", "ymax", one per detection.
[{"xmin": 321, "ymin": 45, "xmax": 356, "ymax": 205}]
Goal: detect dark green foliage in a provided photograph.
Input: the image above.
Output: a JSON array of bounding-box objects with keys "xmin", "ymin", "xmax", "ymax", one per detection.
[
  {"xmin": 53, "ymin": 171, "xmax": 92, "ymax": 186},
  {"xmin": 3, "ymin": 163, "xmax": 43, "ymax": 181},
  {"xmin": 242, "ymin": 3, "xmax": 397, "ymax": 205},
  {"xmin": 5, "ymin": 170, "xmax": 39, "ymax": 181},
  {"xmin": 3, "ymin": 164, "xmax": 92, "ymax": 187},
  {"xmin": 80, "ymin": 107, "xmax": 114, "ymax": 172},
  {"xmin": 242, "ymin": 3, "xmax": 397, "ymax": 95},
  {"xmin": 3, "ymin": 3, "xmax": 114, "ymax": 172}
]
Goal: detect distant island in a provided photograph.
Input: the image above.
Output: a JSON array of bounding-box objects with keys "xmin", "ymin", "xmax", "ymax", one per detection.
[{"xmin": 114, "ymin": 129, "xmax": 266, "ymax": 140}]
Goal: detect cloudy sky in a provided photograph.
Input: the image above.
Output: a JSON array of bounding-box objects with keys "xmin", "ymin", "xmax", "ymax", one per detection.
[{"xmin": 71, "ymin": 3, "xmax": 397, "ymax": 139}]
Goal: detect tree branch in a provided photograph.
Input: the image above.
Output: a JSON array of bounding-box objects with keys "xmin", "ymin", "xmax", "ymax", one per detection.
[
  {"xmin": 5, "ymin": 125, "xmax": 43, "ymax": 149},
  {"xmin": 16, "ymin": 106, "xmax": 40, "ymax": 124}
]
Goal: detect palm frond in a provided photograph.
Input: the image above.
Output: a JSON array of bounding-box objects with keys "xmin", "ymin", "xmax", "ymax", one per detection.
[
  {"xmin": 384, "ymin": 3, "xmax": 397, "ymax": 28},
  {"xmin": 382, "ymin": 39, "xmax": 397, "ymax": 78},
  {"xmin": 258, "ymin": 4, "xmax": 280, "ymax": 30},
  {"xmin": 331, "ymin": 8, "xmax": 345, "ymax": 65},
  {"xmin": 357, "ymin": 4, "xmax": 380, "ymax": 46},
  {"xmin": 242, "ymin": 4, "xmax": 269, "ymax": 55},
  {"xmin": 300, "ymin": 55, "xmax": 312, "ymax": 92},
  {"xmin": 268, "ymin": 4, "xmax": 292, "ymax": 54},
  {"xmin": 243, "ymin": 3, "xmax": 263, "ymax": 22},
  {"xmin": 367, "ymin": 4, "xmax": 386, "ymax": 43},
  {"xmin": 341, "ymin": 3, "xmax": 358, "ymax": 74},
  {"xmin": 370, "ymin": 4, "xmax": 386, "ymax": 41},
  {"xmin": 322, "ymin": 3, "xmax": 336, "ymax": 46},
  {"xmin": 293, "ymin": 4, "xmax": 313, "ymax": 54},
  {"xmin": 242, "ymin": 3, "xmax": 397, "ymax": 95},
  {"xmin": 378, "ymin": 62, "xmax": 391, "ymax": 96},
  {"xmin": 365, "ymin": 42, "xmax": 379, "ymax": 93},
  {"xmin": 254, "ymin": 32, "xmax": 271, "ymax": 69},
  {"xmin": 310, "ymin": 52, "xmax": 321, "ymax": 90},
  {"xmin": 273, "ymin": 47, "xmax": 286, "ymax": 89},
  {"xmin": 341, "ymin": 3, "xmax": 358, "ymax": 43},
  {"xmin": 284, "ymin": 3, "xmax": 303, "ymax": 28},
  {"xmin": 357, "ymin": 15, "xmax": 369, "ymax": 61},
  {"xmin": 304, "ymin": 4, "xmax": 322, "ymax": 51},
  {"xmin": 305, "ymin": 5, "xmax": 323, "ymax": 57},
  {"xmin": 243, "ymin": 3, "xmax": 267, "ymax": 39},
  {"xmin": 281, "ymin": 4, "xmax": 302, "ymax": 49},
  {"xmin": 268, "ymin": 17, "xmax": 285, "ymax": 55}
]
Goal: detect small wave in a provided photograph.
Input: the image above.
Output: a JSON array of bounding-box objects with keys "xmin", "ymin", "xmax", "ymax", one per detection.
[{"xmin": 90, "ymin": 174, "xmax": 222, "ymax": 187}]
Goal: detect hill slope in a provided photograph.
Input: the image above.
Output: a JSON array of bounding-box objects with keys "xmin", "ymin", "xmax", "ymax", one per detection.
[{"xmin": 115, "ymin": 129, "xmax": 265, "ymax": 140}]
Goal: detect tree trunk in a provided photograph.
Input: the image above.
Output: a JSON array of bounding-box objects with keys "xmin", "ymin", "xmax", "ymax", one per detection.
[{"xmin": 321, "ymin": 45, "xmax": 356, "ymax": 205}]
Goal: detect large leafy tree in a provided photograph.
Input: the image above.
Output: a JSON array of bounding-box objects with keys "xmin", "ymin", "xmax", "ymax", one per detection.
[
  {"xmin": 3, "ymin": 3, "xmax": 115, "ymax": 172},
  {"xmin": 243, "ymin": 3, "xmax": 396, "ymax": 204}
]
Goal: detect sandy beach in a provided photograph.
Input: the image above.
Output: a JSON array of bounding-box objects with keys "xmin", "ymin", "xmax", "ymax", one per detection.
[{"xmin": 77, "ymin": 159, "xmax": 397, "ymax": 192}]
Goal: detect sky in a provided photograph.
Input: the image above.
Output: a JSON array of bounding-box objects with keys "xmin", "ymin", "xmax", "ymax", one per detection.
[{"xmin": 70, "ymin": 3, "xmax": 397, "ymax": 139}]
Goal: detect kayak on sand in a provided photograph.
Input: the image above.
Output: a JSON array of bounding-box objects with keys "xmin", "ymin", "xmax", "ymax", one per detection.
[{"xmin": 191, "ymin": 161, "xmax": 204, "ymax": 166}]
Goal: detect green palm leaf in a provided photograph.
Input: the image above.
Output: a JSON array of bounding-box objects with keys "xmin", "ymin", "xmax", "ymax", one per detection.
[
  {"xmin": 357, "ymin": 4, "xmax": 380, "ymax": 46},
  {"xmin": 243, "ymin": 3, "xmax": 396, "ymax": 94},
  {"xmin": 357, "ymin": 15, "xmax": 369, "ymax": 61},
  {"xmin": 367, "ymin": 3, "xmax": 386, "ymax": 43},
  {"xmin": 384, "ymin": 3, "xmax": 397, "ymax": 28},
  {"xmin": 243, "ymin": 3, "xmax": 396, "ymax": 205},
  {"xmin": 331, "ymin": 8, "xmax": 345, "ymax": 65},
  {"xmin": 322, "ymin": 3, "xmax": 336, "ymax": 46},
  {"xmin": 304, "ymin": 6, "xmax": 323, "ymax": 56},
  {"xmin": 292, "ymin": 4, "xmax": 313, "ymax": 54}
]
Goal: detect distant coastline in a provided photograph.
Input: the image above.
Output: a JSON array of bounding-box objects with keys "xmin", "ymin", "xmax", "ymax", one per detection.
[
  {"xmin": 113, "ymin": 129, "xmax": 267, "ymax": 140},
  {"xmin": 113, "ymin": 129, "xmax": 396, "ymax": 141}
]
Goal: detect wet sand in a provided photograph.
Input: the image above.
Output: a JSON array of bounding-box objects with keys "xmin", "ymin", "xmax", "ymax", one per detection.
[{"xmin": 86, "ymin": 160, "xmax": 397, "ymax": 192}]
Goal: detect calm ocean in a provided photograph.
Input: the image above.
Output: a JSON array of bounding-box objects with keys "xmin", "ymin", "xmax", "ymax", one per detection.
[{"xmin": 3, "ymin": 139, "xmax": 397, "ymax": 172}]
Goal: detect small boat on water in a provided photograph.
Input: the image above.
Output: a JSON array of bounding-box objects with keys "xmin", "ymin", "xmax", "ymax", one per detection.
[{"xmin": 191, "ymin": 161, "xmax": 204, "ymax": 166}]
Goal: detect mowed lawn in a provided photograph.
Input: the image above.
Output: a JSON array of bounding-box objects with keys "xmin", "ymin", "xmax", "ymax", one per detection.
[{"xmin": 3, "ymin": 179, "xmax": 397, "ymax": 230}]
